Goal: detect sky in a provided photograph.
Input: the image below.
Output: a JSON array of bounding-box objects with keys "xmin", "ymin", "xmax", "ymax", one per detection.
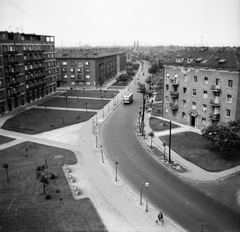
[{"xmin": 0, "ymin": 0, "xmax": 239, "ymax": 47}]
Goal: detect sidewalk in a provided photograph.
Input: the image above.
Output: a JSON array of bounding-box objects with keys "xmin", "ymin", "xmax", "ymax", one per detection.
[{"xmin": 143, "ymin": 112, "xmax": 240, "ymax": 182}]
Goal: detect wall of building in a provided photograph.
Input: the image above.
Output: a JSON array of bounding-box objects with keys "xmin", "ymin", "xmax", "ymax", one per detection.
[
  {"xmin": 163, "ymin": 65, "xmax": 240, "ymax": 129},
  {"xmin": 0, "ymin": 32, "xmax": 57, "ymax": 114}
]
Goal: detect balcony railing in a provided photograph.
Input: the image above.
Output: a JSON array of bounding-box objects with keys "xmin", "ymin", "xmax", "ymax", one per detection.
[
  {"xmin": 210, "ymin": 99, "xmax": 220, "ymax": 107},
  {"xmin": 170, "ymin": 103, "xmax": 179, "ymax": 110},
  {"xmin": 170, "ymin": 79, "xmax": 179, "ymax": 85},
  {"xmin": 170, "ymin": 91, "xmax": 179, "ymax": 98},
  {"xmin": 210, "ymin": 85, "xmax": 221, "ymax": 93},
  {"xmin": 209, "ymin": 113, "xmax": 220, "ymax": 121}
]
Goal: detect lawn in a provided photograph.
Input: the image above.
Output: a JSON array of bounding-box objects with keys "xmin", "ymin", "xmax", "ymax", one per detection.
[
  {"xmin": 61, "ymin": 89, "xmax": 119, "ymax": 98},
  {"xmin": 1, "ymin": 108, "xmax": 96, "ymax": 134},
  {"xmin": 39, "ymin": 97, "xmax": 110, "ymax": 110},
  {"xmin": 149, "ymin": 116, "xmax": 180, "ymax": 132},
  {"xmin": 0, "ymin": 135, "xmax": 15, "ymax": 145},
  {"xmin": 151, "ymin": 103, "xmax": 163, "ymax": 117},
  {"xmin": 0, "ymin": 142, "xmax": 107, "ymax": 232},
  {"xmin": 160, "ymin": 131, "xmax": 240, "ymax": 172}
]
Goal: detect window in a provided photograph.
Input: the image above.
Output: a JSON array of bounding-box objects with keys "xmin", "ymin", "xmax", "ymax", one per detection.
[
  {"xmin": 70, "ymin": 75, "xmax": 75, "ymax": 79},
  {"xmin": 85, "ymin": 68, "xmax": 90, "ymax": 73},
  {"xmin": 183, "ymin": 87, "xmax": 187, "ymax": 94},
  {"xmin": 166, "ymin": 84, "xmax": 169, "ymax": 90},
  {"xmin": 62, "ymin": 68, "xmax": 67, "ymax": 72},
  {"xmin": 165, "ymin": 107, "xmax": 168, "ymax": 113},
  {"xmin": 71, "ymin": 82, "xmax": 75, "ymax": 85},
  {"xmin": 226, "ymin": 109, "xmax": 231, "ymax": 117},
  {"xmin": 184, "ymin": 74, "xmax": 188, "ymax": 82},
  {"xmin": 86, "ymin": 82, "xmax": 91, "ymax": 85},
  {"xmin": 193, "ymin": 76, "xmax": 197, "ymax": 82},
  {"xmin": 63, "ymin": 75, "xmax": 68, "ymax": 79},
  {"xmin": 216, "ymin": 78, "xmax": 220, "ymax": 86},
  {"xmin": 182, "ymin": 100, "xmax": 186, "ymax": 107},
  {"xmin": 0, "ymin": 80, "xmax": 3, "ymax": 87},
  {"xmin": 192, "ymin": 89, "xmax": 197, "ymax": 96},
  {"xmin": 204, "ymin": 77, "xmax": 208, "ymax": 85},
  {"xmin": 85, "ymin": 62, "xmax": 90, "ymax": 66},
  {"xmin": 77, "ymin": 68, "xmax": 81, "ymax": 72},
  {"xmin": 62, "ymin": 61, "xmax": 67, "ymax": 66},
  {"xmin": 192, "ymin": 102, "xmax": 196, "ymax": 109},
  {"xmin": 166, "ymin": 73, "xmax": 169, "ymax": 78},
  {"xmin": 226, "ymin": 94, "xmax": 232, "ymax": 103},
  {"xmin": 86, "ymin": 75, "xmax": 90, "ymax": 79},
  {"xmin": 70, "ymin": 68, "xmax": 75, "ymax": 73},
  {"xmin": 182, "ymin": 112, "xmax": 186, "ymax": 119},
  {"xmin": 203, "ymin": 90, "xmax": 208, "ymax": 99},
  {"xmin": 202, "ymin": 104, "xmax": 207, "ymax": 112},
  {"xmin": 202, "ymin": 117, "xmax": 207, "ymax": 125},
  {"xmin": 165, "ymin": 96, "xmax": 169, "ymax": 103},
  {"xmin": 228, "ymin": 80, "xmax": 233, "ymax": 87}
]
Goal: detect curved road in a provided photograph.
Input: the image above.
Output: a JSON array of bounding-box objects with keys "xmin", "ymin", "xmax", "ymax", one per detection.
[{"xmin": 100, "ymin": 63, "xmax": 240, "ymax": 231}]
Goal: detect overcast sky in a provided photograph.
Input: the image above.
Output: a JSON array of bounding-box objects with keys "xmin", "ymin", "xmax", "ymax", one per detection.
[{"xmin": 0, "ymin": 0, "xmax": 239, "ymax": 47}]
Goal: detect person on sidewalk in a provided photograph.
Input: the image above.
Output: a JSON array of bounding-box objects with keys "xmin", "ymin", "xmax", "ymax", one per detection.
[{"xmin": 157, "ymin": 211, "xmax": 164, "ymax": 226}]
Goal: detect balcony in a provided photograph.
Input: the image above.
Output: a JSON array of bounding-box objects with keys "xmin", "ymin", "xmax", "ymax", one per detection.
[
  {"xmin": 210, "ymin": 99, "xmax": 220, "ymax": 107},
  {"xmin": 170, "ymin": 91, "xmax": 179, "ymax": 98},
  {"xmin": 209, "ymin": 113, "xmax": 220, "ymax": 121},
  {"xmin": 8, "ymin": 61, "xmax": 19, "ymax": 66},
  {"xmin": 210, "ymin": 85, "xmax": 221, "ymax": 93},
  {"xmin": 170, "ymin": 103, "xmax": 179, "ymax": 111},
  {"xmin": 3, "ymin": 50, "xmax": 18, "ymax": 55},
  {"xmin": 170, "ymin": 79, "xmax": 179, "ymax": 85}
]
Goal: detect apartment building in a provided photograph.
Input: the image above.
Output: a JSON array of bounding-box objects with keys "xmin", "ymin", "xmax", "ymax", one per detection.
[
  {"xmin": 0, "ymin": 31, "xmax": 57, "ymax": 114},
  {"xmin": 163, "ymin": 47, "xmax": 240, "ymax": 129},
  {"xmin": 55, "ymin": 50, "xmax": 126, "ymax": 88}
]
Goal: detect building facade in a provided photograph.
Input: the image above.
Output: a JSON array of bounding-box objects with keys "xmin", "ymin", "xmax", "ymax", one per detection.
[
  {"xmin": 163, "ymin": 47, "xmax": 240, "ymax": 129},
  {"xmin": 56, "ymin": 50, "xmax": 126, "ymax": 88},
  {"xmin": 0, "ymin": 31, "xmax": 57, "ymax": 114}
]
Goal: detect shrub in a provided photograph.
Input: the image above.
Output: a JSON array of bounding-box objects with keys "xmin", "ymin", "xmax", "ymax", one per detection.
[{"xmin": 45, "ymin": 194, "xmax": 51, "ymax": 200}]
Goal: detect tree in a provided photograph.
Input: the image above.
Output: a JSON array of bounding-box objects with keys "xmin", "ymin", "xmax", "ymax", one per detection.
[
  {"xmin": 2, "ymin": 163, "xmax": 9, "ymax": 182},
  {"xmin": 148, "ymin": 131, "xmax": 155, "ymax": 149},
  {"xmin": 228, "ymin": 119, "xmax": 240, "ymax": 134},
  {"xmin": 137, "ymin": 82, "xmax": 153, "ymax": 136},
  {"xmin": 217, "ymin": 125, "xmax": 240, "ymax": 152},
  {"xmin": 201, "ymin": 125, "xmax": 220, "ymax": 148},
  {"xmin": 39, "ymin": 173, "xmax": 49, "ymax": 195},
  {"xmin": 148, "ymin": 63, "xmax": 159, "ymax": 75}
]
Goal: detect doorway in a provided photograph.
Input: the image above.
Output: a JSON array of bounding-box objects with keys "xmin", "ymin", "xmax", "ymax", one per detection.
[{"xmin": 190, "ymin": 116, "xmax": 195, "ymax": 127}]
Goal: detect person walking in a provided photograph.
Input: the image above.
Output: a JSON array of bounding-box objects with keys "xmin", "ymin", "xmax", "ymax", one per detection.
[{"xmin": 157, "ymin": 211, "xmax": 164, "ymax": 226}]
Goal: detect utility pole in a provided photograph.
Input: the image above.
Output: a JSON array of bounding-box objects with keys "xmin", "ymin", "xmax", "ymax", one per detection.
[{"xmin": 168, "ymin": 121, "xmax": 172, "ymax": 163}]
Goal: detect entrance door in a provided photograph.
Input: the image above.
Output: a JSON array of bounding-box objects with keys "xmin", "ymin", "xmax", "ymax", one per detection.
[{"xmin": 191, "ymin": 116, "xmax": 195, "ymax": 127}]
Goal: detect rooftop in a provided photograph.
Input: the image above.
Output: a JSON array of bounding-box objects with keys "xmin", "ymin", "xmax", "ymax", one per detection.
[
  {"xmin": 164, "ymin": 47, "xmax": 240, "ymax": 71},
  {"xmin": 55, "ymin": 49, "xmax": 125, "ymax": 59}
]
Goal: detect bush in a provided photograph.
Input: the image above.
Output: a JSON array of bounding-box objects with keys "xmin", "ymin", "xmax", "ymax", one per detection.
[
  {"xmin": 49, "ymin": 172, "xmax": 57, "ymax": 179},
  {"xmin": 45, "ymin": 194, "xmax": 51, "ymax": 200}
]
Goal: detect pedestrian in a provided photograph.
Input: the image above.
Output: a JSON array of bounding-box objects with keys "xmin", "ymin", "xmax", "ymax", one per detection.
[{"xmin": 157, "ymin": 211, "xmax": 163, "ymax": 226}]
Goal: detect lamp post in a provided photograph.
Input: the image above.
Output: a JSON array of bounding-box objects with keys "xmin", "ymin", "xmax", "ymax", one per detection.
[
  {"xmin": 100, "ymin": 145, "xmax": 104, "ymax": 163},
  {"xmin": 163, "ymin": 142, "xmax": 166, "ymax": 160},
  {"xmin": 85, "ymin": 102, "xmax": 88, "ymax": 112},
  {"xmin": 169, "ymin": 121, "xmax": 172, "ymax": 163},
  {"xmin": 140, "ymin": 182, "xmax": 144, "ymax": 205},
  {"xmin": 115, "ymin": 161, "xmax": 118, "ymax": 181},
  {"xmin": 65, "ymin": 95, "xmax": 68, "ymax": 111},
  {"xmin": 145, "ymin": 182, "xmax": 149, "ymax": 212}
]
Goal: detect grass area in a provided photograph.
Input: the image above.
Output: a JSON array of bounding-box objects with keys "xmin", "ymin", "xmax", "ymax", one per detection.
[
  {"xmin": 154, "ymin": 92, "xmax": 163, "ymax": 102},
  {"xmin": 0, "ymin": 142, "xmax": 107, "ymax": 232},
  {"xmin": 149, "ymin": 117, "xmax": 180, "ymax": 132},
  {"xmin": 160, "ymin": 132, "xmax": 240, "ymax": 172},
  {"xmin": 39, "ymin": 97, "xmax": 110, "ymax": 110},
  {"xmin": 1, "ymin": 108, "xmax": 96, "ymax": 134},
  {"xmin": 151, "ymin": 103, "xmax": 163, "ymax": 117},
  {"xmin": 61, "ymin": 89, "xmax": 119, "ymax": 98},
  {"xmin": 0, "ymin": 135, "xmax": 15, "ymax": 145}
]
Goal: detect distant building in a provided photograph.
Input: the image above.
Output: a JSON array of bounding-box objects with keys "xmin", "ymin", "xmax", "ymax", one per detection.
[
  {"xmin": 0, "ymin": 31, "xmax": 57, "ymax": 114},
  {"xmin": 163, "ymin": 47, "xmax": 240, "ymax": 129},
  {"xmin": 55, "ymin": 50, "xmax": 126, "ymax": 88}
]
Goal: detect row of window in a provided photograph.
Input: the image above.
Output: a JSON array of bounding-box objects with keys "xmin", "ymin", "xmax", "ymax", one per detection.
[
  {"xmin": 166, "ymin": 73, "xmax": 234, "ymax": 87},
  {"xmin": 62, "ymin": 61, "xmax": 90, "ymax": 66},
  {"xmin": 63, "ymin": 74, "xmax": 90, "ymax": 79},
  {"xmin": 62, "ymin": 67, "xmax": 89, "ymax": 73},
  {"xmin": 2, "ymin": 44, "xmax": 54, "ymax": 52},
  {"xmin": 165, "ymin": 107, "xmax": 232, "ymax": 118}
]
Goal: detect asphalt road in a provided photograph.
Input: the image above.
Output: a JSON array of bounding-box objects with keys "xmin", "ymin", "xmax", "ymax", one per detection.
[{"xmin": 100, "ymin": 63, "xmax": 240, "ymax": 232}]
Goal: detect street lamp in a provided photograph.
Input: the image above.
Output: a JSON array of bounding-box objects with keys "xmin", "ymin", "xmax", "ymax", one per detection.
[
  {"xmin": 163, "ymin": 142, "xmax": 166, "ymax": 160},
  {"xmin": 115, "ymin": 161, "xmax": 118, "ymax": 181},
  {"xmin": 169, "ymin": 121, "xmax": 172, "ymax": 163},
  {"xmin": 100, "ymin": 145, "xmax": 104, "ymax": 163},
  {"xmin": 140, "ymin": 182, "xmax": 144, "ymax": 205},
  {"xmin": 145, "ymin": 182, "xmax": 149, "ymax": 212},
  {"xmin": 65, "ymin": 95, "xmax": 68, "ymax": 111},
  {"xmin": 85, "ymin": 102, "xmax": 88, "ymax": 112}
]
